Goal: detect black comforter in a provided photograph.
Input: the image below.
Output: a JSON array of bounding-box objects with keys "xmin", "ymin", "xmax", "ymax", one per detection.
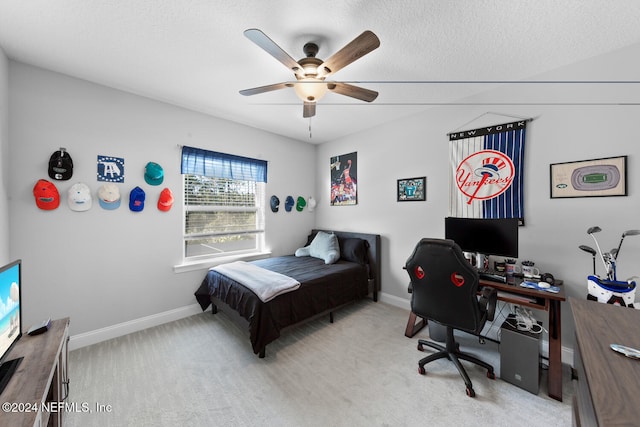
[{"xmin": 195, "ymin": 255, "xmax": 369, "ymax": 354}]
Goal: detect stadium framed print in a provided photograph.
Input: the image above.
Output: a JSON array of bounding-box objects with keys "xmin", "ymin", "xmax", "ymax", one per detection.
[{"xmin": 550, "ymin": 155, "xmax": 627, "ymax": 198}]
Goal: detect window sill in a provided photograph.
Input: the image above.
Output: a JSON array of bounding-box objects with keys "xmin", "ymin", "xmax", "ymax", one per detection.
[{"xmin": 173, "ymin": 251, "xmax": 272, "ymax": 274}]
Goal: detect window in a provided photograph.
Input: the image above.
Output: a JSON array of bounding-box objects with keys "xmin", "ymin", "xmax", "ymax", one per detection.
[{"xmin": 181, "ymin": 146, "xmax": 267, "ymax": 260}]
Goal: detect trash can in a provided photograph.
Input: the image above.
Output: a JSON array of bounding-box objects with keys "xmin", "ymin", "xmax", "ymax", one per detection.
[{"xmin": 428, "ymin": 321, "xmax": 447, "ymax": 342}]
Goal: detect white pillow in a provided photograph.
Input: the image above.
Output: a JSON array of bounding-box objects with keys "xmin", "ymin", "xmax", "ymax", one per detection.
[
  {"xmin": 295, "ymin": 246, "xmax": 311, "ymax": 257},
  {"xmin": 296, "ymin": 231, "xmax": 340, "ymax": 264}
]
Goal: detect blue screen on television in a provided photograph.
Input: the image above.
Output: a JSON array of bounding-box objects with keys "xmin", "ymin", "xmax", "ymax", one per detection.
[{"xmin": 0, "ymin": 261, "xmax": 21, "ymax": 362}]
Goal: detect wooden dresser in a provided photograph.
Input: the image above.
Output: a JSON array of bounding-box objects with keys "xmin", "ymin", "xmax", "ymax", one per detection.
[
  {"xmin": 0, "ymin": 318, "xmax": 70, "ymax": 427},
  {"xmin": 571, "ymin": 298, "xmax": 640, "ymax": 426}
]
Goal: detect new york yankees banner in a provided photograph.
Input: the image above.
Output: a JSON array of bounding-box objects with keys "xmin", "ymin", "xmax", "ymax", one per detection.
[{"xmin": 449, "ymin": 120, "xmax": 526, "ymax": 222}]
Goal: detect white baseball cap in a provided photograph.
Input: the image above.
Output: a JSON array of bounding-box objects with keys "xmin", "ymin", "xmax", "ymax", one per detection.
[
  {"xmin": 98, "ymin": 184, "xmax": 121, "ymax": 210},
  {"xmin": 68, "ymin": 182, "xmax": 92, "ymax": 212},
  {"xmin": 307, "ymin": 197, "xmax": 317, "ymax": 212}
]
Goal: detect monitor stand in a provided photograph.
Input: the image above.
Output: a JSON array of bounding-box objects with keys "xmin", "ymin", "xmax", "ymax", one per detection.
[{"xmin": 0, "ymin": 357, "xmax": 23, "ymax": 395}]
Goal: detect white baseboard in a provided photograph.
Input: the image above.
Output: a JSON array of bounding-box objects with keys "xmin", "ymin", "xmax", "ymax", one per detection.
[
  {"xmin": 379, "ymin": 291, "xmax": 411, "ymax": 310},
  {"xmin": 69, "ymin": 304, "xmax": 203, "ymax": 351},
  {"xmin": 378, "ymin": 291, "xmax": 574, "ymax": 368}
]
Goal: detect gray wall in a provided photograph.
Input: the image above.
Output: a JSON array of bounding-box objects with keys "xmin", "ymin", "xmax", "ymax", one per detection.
[
  {"xmin": 7, "ymin": 42, "xmax": 640, "ymax": 356},
  {"xmin": 8, "ymin": 62, "xmax": 317, "ymax": 337},
  {"xmin": 315, "ymin": 44, "xmax": 640, "ymax": 351},
  {"xmin": 0, "ymin": 47, "xmax": 9, "ymax": 264}
]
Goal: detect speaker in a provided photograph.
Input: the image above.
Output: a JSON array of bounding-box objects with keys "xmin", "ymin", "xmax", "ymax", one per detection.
[{"xmin": 500, "ymin": 314, "xmax": 541, "ymax": 394}]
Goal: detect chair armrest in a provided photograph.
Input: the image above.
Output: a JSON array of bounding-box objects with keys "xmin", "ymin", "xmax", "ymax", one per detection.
[
  {"xmin": 407, "ymin": 282, "xmax": 413, "ymax": 294},
  {"xmin": 479, "ymin": 287, "xmax": 497, "ymax": 321}
]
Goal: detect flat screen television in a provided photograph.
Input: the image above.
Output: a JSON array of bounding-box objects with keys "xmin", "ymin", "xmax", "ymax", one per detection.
[
  {"xmin": 0, "ymin": 259, "xmax": 23, "ymax": 395},
  {"xmin": 445, "ymin": 217, "xmax": 519, "ymax": 258}
]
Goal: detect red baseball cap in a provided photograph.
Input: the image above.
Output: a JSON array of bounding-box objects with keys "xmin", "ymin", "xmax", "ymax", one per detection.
[
  {"xmin": 33, "ymin": 179, "xmax": 60, "ymax": 210},
  {"xmin": 157, "ymin": 188, "xmax": 173, "ymax": 212}
]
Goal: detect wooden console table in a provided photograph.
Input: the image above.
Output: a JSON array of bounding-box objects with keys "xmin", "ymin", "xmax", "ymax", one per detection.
[
  {"xmin": 571, "ymin": 298, "xmax": 640, "ymax": 426},
  {"xmin": 405, "ymin": 276, "xmax": 566, "ymax": 401},
  {"xmin": 0, "ymin": 318, "xmax": 70, "ymax": 427}
]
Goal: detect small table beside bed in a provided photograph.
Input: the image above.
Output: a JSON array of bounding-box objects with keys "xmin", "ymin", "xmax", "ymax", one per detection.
[{"xmin": 194, "ymin": 229, "xmax": 381, "ymax": 358}]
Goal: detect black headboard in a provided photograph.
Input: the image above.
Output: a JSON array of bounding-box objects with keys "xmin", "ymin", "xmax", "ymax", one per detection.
[{"xmin": 311, "ymin": 229, "xmax": 381, "ymax": 302}]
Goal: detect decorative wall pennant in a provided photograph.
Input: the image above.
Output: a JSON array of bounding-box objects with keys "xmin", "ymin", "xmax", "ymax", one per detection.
[{"xmin": 448, "ymin": 120, "xmax": 527, "ymax": 223}]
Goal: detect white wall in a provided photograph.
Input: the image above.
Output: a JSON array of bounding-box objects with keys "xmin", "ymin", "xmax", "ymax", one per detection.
[
  {"xmin": 315, "ymin": 44, "xmax": 640, "ymax": 350},
  {"xmin": 0, "ymin": 47, "xmax": 9, "ymax": 264},
  {"xmin": 8, "ymin": 62, "xmax": 317, "ymax": 338}
]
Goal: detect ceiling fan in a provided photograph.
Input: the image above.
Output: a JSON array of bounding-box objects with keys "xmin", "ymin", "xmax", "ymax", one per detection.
[{"xmin": 239, "ymin": 29, "xmax": 380, "ymax": 118}]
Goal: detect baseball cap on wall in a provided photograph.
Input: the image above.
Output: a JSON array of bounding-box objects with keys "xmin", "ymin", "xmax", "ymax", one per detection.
[
  {"xmin": 307, "ymin": 197, "xmax": 317, "ymax": 212},
  {"xmin": 68, "ymin": 182, "xmax": 93, "ymax": 212},
  {"xmin": 48, "ymin": 149, "xmax": 73, "ymax": 181},
  {"xmin": 33, "ymin": 179, "xmax": 60, "ymax": 210},
  {"xmin": 129, "ymin": 186, "xmax": 145, "ymax": 212},
  {"xmin": 98, "ymin": 183, "xmax": 121, "ymax": 210},
  {"xmin": 157, "ymin": 188, "xmax": 174, "ymax": 212},
  {"xmin": 144, "ymin": 162, "xmax": 164, "ymax": 186},
  {"xmin": 270, "ymin": 195, "xmax": 280, "ymax": 212},
  {"xmin": 284, "ymin": 196, "xmax": 294, "ymax": 212},
  {"xmin": 296, "ymin": 196, "xmax": 306, "ymax": 212}
]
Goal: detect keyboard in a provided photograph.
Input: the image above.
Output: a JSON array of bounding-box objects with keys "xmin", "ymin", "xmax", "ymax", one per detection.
[{"xmin": 478, "ymin": 269, "xmax": 507, "ymax": 283}]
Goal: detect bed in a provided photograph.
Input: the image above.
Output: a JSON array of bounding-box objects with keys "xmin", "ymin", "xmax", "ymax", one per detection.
[{"xmin": 194, "ymin": 229, "xmax": 381, "ymax": 358}]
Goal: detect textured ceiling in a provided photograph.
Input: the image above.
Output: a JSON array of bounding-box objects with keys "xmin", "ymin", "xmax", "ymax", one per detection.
[{"xmin": 1, "ymin": 0, "xmax": 640, "ymax": 143}]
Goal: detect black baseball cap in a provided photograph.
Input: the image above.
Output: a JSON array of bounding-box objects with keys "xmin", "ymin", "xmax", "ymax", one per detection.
[{"xmin": 48, "ymin": 149, "xmax": 73, "ymax": 181}]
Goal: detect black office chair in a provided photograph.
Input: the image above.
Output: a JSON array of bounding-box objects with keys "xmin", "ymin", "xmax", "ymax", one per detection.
[{"xmin": 405, "ymin": 238, "xmax": 497, "ymax": 397}]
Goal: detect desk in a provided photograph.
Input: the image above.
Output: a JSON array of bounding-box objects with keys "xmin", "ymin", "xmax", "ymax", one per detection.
[
  {"xmin": 0, "ymin": 318, "xmax": 70, "ymax": 427},
  {"xmin": 571, "ymin": 298, "xmax": 640, "ymax": 426},
  {"xmin": 405, "ymin": 276, "xmax": 566, "ymax": 401}
]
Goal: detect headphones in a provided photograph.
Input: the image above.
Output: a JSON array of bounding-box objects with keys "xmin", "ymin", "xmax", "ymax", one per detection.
[{"xmin": 540, "ymin": 272, "xmax": 555, "ymax": 285}]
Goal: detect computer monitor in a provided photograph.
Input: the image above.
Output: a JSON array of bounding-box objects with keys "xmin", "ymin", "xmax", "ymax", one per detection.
[{"xmin": 445, "ymin": 217, "xmax": 519, "ymax": 258}]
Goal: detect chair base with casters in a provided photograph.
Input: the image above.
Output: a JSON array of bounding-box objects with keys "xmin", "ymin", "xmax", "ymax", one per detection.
[
  {"xmin": 416, "ymin": 324, "xmax": 495, "ymax": 397},
  {"xmin": 404, "ymin": 238, "xmax": 498, "ymax": 398}
]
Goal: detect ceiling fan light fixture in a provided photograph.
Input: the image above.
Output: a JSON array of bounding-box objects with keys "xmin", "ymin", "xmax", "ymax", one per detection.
[
  {"xmin": 294, "ymin": 79, "xmax": 328, "ymax": 102},
  {"xmin": 241, "ymin": 29, "xmax": 380, "ymax": 118},
  {"xmin": 301, "ymin": 64, "xmax": 319, "ymax": 77}
]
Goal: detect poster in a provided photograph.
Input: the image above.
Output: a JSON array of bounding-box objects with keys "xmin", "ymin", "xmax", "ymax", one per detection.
[{"xmin": 330, "ymin": 152, "xmax": 357, "ymax": 206}]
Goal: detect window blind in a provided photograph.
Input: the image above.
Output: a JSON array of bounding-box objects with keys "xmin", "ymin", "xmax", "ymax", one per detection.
[{"xmin": 181, "ymin": 146, "xmax": 267, "ymax": 183}]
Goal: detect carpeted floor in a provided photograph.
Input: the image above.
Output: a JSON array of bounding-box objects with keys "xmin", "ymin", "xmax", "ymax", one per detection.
[{"xmin": 65, "ymin": 300, "xmax": 574, "ymax": 426}]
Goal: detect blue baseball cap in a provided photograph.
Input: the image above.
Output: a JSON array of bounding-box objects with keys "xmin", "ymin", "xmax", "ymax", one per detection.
[
  {"xmin": 129, "ymin": 186, "xmax": 145, "ymax": 212},
  {"xmin": 284, "ymin": 196, "xmax": 294, "ymax": 212}
]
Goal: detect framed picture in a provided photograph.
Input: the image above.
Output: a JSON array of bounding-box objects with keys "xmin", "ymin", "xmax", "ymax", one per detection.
[
  {"xmin": 97, "ymin": 155, "xmax": 125, "ymax": 183},
  {"xmin": 330, "ymin": 152, "xmax": 358, "ymax": 206},
  {"xmin": 397, "ymin": 177, "xmax": 426, "ymax": 201},
  {"xmin": 550, "ymin": 155, "xmax": 627, "ymax": 198}
]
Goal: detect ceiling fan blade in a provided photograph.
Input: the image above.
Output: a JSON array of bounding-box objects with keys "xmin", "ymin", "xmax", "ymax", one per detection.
[
  {"xmin": 303, "ymin": 102, "xmax": 316, "ymax": 118},
  {"xmin": 327, "ymin": 82, "xmax": 378, "ymax": 102},
  {"xmin": 239, "ymin": 82, "xmax": 291, "ymax": 96},
  {"xmin": 244, "ymin": 29, "xmax": 302, "ymax": 75},
  {"xmin": 318, "ymin": 31, "xmax": 380, "ymax": 77}
]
